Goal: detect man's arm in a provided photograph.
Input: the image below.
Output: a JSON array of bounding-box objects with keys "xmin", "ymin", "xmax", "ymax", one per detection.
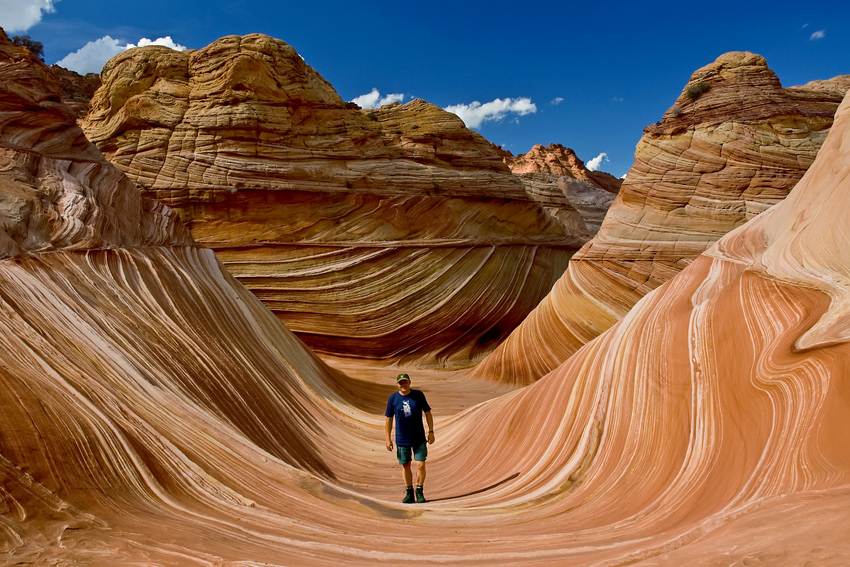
[
  {"xmin": 385, "ymin": 416, "xmax": 394, "ymax": 451},
  {"xmin": 425, "ymin": 411, "xmax": 435, "ymax": 444}
]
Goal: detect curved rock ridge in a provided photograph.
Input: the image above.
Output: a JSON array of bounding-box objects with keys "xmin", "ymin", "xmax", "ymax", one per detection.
[
  {"xmin": 81, "ymin": 33, "xmax": 580, "ymax": 367},
  {"xmin": 433, "ymin": 89, "xmax": 850, "ymax": 563},
  {"xmin": 475, "ymin": 51, "xmax": 850, "ymax": 385},
  {"xmin": 0, "ymin": 30, "xmax": 191, "ymax": 258}
]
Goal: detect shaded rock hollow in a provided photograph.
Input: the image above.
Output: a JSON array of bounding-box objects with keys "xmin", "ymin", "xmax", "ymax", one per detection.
[{"xmin": 81, "ymin": 34, "xmax": 582, "ymax": 367}]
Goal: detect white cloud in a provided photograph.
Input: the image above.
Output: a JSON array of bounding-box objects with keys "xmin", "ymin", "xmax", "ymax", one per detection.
[
  {"xmin": 136, "ymin": 36, "xmax": 186, "ymax": 50},
  {"xmin": 351, "ymin": 88, "xmax": 405, "ymax": 109},
  {"xmin": 0, "ymin": 0, "xmax": 56, "ymax": 32},
  {"xmin": 810, "ymin": 29, "xmax": 825, "ymax": 40},
  {"xmin": 444, "ymin": 97, "xmax": 537, "ymax": 129},
  {"xmin": 586, "ymin": 152, "xmax": 609, "ymax": 172},
  {"xmin": 550, "ymin": 97, "xmax": 564, "ymax": 105},
  {"xmin": 55, "ymin": 35, "xmax": 187, "ymax": 75}
]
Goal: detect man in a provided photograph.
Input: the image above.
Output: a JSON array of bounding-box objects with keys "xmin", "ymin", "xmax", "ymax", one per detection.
[{"xmin": 385, "ymin": 373, "xmax": 435, "ymax": 503}]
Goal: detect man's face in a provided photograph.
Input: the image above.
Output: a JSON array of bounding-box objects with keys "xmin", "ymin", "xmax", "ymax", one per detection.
[{"xmin": 398, "ymin": 379, "xmax": 411, "ymax": 394}]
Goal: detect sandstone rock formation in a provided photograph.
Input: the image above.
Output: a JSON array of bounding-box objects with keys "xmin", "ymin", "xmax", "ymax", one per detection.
[
  {"xmin": 6, "ymin": 27, "xmax": 850, "ymax": 563},
  {"xmin": 475, "ymin": 51, "xmax": 850, "ymax": 385},
  {"xmin": 503, "ymin": 143, "xmax": 621, "ymax": 237},
  {"xmin": 0, "ymin": 28, "xmax": 390, "ymax": 563},
  {"xmin": 81, "ymin": 34, "xmax": 580, "ymax": 367},
  {"xmin": 506, "ymin": 142, "xmax": 622, "ymax": 194}
]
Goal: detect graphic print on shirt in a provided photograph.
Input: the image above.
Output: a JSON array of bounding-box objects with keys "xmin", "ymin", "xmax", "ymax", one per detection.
[{"xmin": 402, "ymin": 400, "xmax": 412, "ymax": 417}]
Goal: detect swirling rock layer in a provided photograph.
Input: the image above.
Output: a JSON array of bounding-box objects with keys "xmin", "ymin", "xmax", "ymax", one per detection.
[
  {"xmin": 81, "ymin": 34, "xmax": 579, "ymax": 366},
  {"xmin": 476, "ymin": 51, "xmax": 850, "ymax": 384}
]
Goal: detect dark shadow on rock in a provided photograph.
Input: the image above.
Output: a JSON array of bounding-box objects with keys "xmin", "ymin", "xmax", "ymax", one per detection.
[{"xmin": 428, "ymin": 472, "xmax": 521, "ymax": 502}]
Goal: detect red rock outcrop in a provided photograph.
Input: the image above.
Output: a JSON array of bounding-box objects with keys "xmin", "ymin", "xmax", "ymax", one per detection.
[
  {"xmin": 475, "ymin": 52, "xmax": 850, "ymax": 385},
  {"xmin": 502, "ymin": 144, "xmax": 621, "ymax": 238},
  {"xmin": 0, "ymin": 28, "xmax": 385, "ymax": 563},
  {"xmin": 506, "ymin": 142, "xmax": 622, "ymax": 194},
  {"xmin": 0, "ymin": 31, "xmax": 189, "ymax": 257},
  {"xmin": 81, "ymin": 34, "xmax": 580, "ymax": 367}
]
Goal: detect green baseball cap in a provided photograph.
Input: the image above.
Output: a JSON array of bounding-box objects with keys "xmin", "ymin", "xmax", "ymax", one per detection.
[{"xmin": 396, "ymin": 373, "xmax": 410, "ymax": 383}]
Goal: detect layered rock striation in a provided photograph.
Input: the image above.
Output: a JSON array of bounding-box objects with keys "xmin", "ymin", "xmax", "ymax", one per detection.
[
  {"xmin": 475, "ymin": 51, "xmax": 850, "ymax": 385},
  {"xmin": 0, "ymin": 29, "xmax": 389, "ymax": 563},
  {"xmin": 81, "ymin": 34, "xmax": 580, "ymax": 367},
  {"xmin": 444, "ymin": 90, "xmax": 850, "ymax": 559}
]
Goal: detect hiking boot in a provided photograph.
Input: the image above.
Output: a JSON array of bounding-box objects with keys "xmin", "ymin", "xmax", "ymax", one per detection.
[
  {"xmin": 402, "ymin": 486, "xmax": 415, "ymax": 504},
  {"xmin": 415, "ymin": 486, "xmax": 427, "ymax": 503}
]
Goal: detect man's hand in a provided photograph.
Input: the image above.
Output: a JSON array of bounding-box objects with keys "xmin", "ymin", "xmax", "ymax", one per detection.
[
  {"xmin": 428, "ymin": 431, "xmax": 435, "ymax": 445},
  {"xmin": 386, "ymin": 439, "xmax": 393, "ymax": 451}
]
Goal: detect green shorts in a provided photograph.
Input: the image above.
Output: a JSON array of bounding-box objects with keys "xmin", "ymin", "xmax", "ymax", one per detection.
[{"xmin": 397, "ymin": 442, "xmax": 428, "ymax": 464}]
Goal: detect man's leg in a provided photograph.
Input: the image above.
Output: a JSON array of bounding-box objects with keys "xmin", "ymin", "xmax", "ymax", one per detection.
[
  {"xmin": 416, "ymin": 461, "xmax": 426, "ymax": 487},
  {"xmin": 413, "ymin": 443, "xmax": 428, "ymax": 503},
  {"xmin": 398, "ymin": 446, "xmax": 415, "ymax": 503}
]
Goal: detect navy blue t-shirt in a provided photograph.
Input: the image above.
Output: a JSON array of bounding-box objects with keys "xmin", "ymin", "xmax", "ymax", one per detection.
[{"xmin": 385, "ymin": 389, "xmax": 431, "ymax": 446}]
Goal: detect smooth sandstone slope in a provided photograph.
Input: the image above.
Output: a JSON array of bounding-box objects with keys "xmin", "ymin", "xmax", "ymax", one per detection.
[
  {"xmin": 475, "ymin": 51, "xmax": 850, "ymax": 385},
  {"xmin": 429, "ymin": 87, "xmax": 850, "ymax": 564},
  {"xmin": 81, "ymin": 34, "xmax": 580, "ymax": 367}
]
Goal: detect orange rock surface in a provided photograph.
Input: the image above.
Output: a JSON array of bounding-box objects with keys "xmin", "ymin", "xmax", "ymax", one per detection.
[
  {"xmin": 4, "ymin": 28, "xmax": 850, "ymax": 564},
  {"xmin": 476, "ymin": 52, "xmax": 850, "ymax": 385},
  {"xmin": 81, "ymin": 34, "xmax": 580, "ymax": 367}
]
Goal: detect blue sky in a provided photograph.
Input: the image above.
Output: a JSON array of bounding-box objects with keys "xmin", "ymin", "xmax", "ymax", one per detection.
[{"xmin": 2, "ymin": 0, "xmax": 849, "ymax": 177}]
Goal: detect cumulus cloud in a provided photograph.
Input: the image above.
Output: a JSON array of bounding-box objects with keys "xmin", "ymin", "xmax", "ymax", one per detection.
[
  {"xmin": 0, "ymin": 0, "xmax": 56, "ymax": 32},
  {"xmin": 810, "ymin": 29, "xmax": 825, "ymax": 40},
  {"xmin": 586, "ymin": 152, "xmax": 609, "ymax": 172},
  {"xmin": 351, "ymin": 88, "xmax": 405, "ymax": 109},
  {"xmin": 55, "ymin": 35, "xmax": 187, "ymax": 74},
  {"xmin": 550, "ymin": 97, "xmax": 564, "ymax": 105},
  {"xmin": 444, "ymin": 97, "xmax": 537, "ymax": 129}
]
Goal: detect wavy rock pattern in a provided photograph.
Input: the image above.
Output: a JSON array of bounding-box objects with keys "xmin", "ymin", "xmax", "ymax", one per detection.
[
  {"xmin": 476, "ymin": 52, "xmax": 850, "ymax": 384},
  {"xmin": 81, "ymin": 34, "xmax": 579, "ymax": 366},
  {"xmin": 4, "ymin": 28, "xmax": 850, "ymax": 563}
]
